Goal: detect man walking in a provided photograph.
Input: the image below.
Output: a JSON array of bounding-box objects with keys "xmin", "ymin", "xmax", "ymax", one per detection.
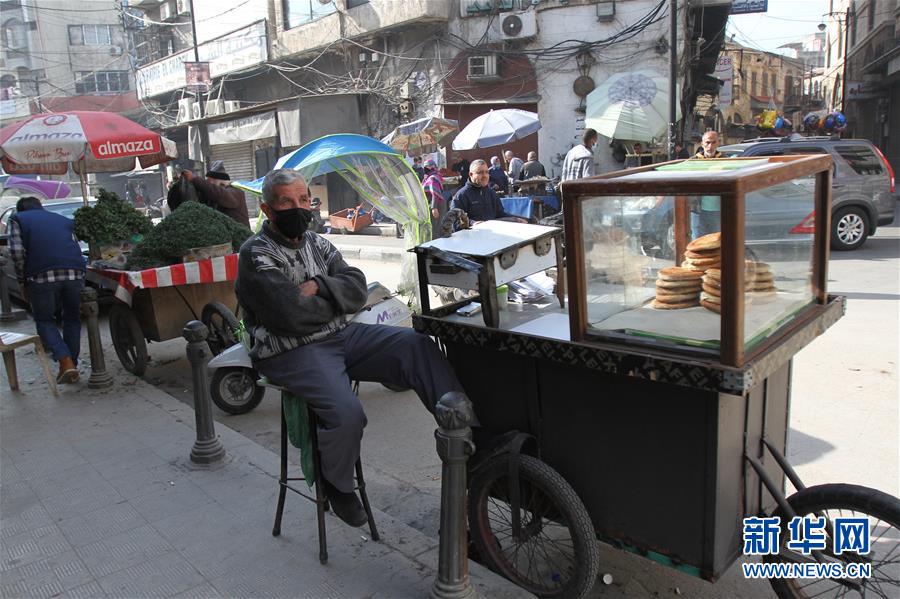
[
  {"xmin": 561, "ymin": 129, "xmax": 598, "ymax": 182},
  {"xmin": 8, "ymin": 196, "xmax": 84, "ymax": 384}
]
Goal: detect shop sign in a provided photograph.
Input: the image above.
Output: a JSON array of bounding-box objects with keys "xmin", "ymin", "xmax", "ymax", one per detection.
[
  {"xmin": 846, "ymin": 81, "xmax": 880, "ymax": 100},
  {"xmin": 208, "ymin": 111, "xmax": 276, "ymax": 145},
  {"xmin": 184, "ymin": 62, "xmax": 211, "ymax": 93},
  {"xmin": 137, "ymin": 21, "xmax": 267, "ymax": 99},
  {"xmin": 731, "ymin": 0, "xmax": 768, "ymax": 15},
  {"xmin": 715, "ymin": 56, "xmax": 734, "ymax": 105}
]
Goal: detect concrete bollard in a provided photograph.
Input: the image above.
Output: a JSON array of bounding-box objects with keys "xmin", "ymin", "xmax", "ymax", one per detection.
[
  {"xmin": 0, "ymin": 254, "xmax": 26, "ymax": 322},
  {"xmin": 79, "ymin": 287, "xmax": 114, "ymax": 389},
  {"xmin": 430, "ymin": 391, "xmax": 477, "ymax": 599},
  {"xmin": 183, "ymin": 321, "xmax": 225, "ymax": 464}
]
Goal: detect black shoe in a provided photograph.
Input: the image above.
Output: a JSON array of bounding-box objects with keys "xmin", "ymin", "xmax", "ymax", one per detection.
[{"xmin": 321, "ymin": 478, "xmax": 368, "ymax": 528}]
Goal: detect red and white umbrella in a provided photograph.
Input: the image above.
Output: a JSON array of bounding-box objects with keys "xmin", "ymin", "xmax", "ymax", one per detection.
[{"xmin": 0, "ymin": 111, "xmax": 177, "ymax": 204}]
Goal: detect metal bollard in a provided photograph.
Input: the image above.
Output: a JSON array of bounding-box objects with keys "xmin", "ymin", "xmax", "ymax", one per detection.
[
  {"xmin": 79, "ymin": 287, "xmax": 114, "ymax": 389},
  {"xmin": 183, "ymin": 321, "xmax": 225, "ymax": 464},
  {"xmin": 430, "ymin": 391, "xmax": 477, "ymax": 599},
  {"xmin": 0, "ymin": 254, "xmax": 26, "ymax": 322}
]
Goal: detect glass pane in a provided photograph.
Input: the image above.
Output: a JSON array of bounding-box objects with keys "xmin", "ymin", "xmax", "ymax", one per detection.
[
  {"xmin": 742, "ymin": 176, "xmax": 815, "ymax": 350},
  {"xmin": 834, "ymin": 145, "xmax": 884, "ymax": 175}
]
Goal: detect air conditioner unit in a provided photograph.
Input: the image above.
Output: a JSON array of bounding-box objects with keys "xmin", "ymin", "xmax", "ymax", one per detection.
[
  {"xmin": 491, "ymin": 11, "xmax": 538, "ymax": 42},
  {"xmin": 176, "ymin": 98, "xmax": 195, "ymax": 123},
  {"xmin": 191, "ymin": 102, "xmax": 202, "ymax": 120},
  {"xmin": 175, "ymin": 0, "xmax": 191, "ymax": 15},
  {"xmin": 467, "ymin": 55, "xmax": 499, "ymax": 81},
  {"xmin": 224, "ymin": 100, "xmax": 241, "ymax": 112},
  {"xmin": 160, "ymin": 1, "xmax": 176, "ymax": 21},
  {"xmin": 109, "ymin": 46, "xmax": 124, "ymax": 56},
  {"xmin": 205, "ymin": 99, "xmax": 224, "ymax": 116},
  {"xmin": 399, "ymin": 81, "xmax": 413, "ymax": 98}
]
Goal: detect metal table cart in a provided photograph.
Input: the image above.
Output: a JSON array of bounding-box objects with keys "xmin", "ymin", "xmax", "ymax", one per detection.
[
  {"xmin": 413, "ymin": 155, "xmax": 899, "ymax": 598},
  {"xmin": 87, "ymin": 254, "xmax": 241, "ymax": 375}
]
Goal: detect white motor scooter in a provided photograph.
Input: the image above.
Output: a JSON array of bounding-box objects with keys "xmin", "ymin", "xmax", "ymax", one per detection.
[{"xmin": 207, "ymin": 282, "xmax": 411, "ymax": 414}]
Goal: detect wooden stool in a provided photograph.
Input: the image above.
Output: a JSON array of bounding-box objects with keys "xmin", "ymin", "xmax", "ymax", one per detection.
[
  {"xmin": 260, "ymin": 380, "xmax": 379, "ymax": 564},
  {"xmin": 1, "ymin": 332, "xmax": 58, "ymax": 397}
]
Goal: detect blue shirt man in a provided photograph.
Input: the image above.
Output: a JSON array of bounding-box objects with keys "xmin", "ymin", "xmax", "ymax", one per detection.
[{"xmin": 450, "ymin": 159, "xmax": 527, "ymax": 223}]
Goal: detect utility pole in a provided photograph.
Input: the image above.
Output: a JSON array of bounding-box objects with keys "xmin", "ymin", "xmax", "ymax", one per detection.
[{"xmin": 668, "ymin": 0, "xmax": 678, "ymax": 160}]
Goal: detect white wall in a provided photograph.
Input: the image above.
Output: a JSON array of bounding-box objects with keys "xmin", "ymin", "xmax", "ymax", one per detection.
[{"xmin": 447, "ymin": 0, "xmax": 681, "ymax": 176}]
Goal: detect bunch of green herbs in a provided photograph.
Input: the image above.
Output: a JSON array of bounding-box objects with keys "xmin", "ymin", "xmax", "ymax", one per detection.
[
  {"xmin": 127, "ymin": 200, "xmax": 252, "ymax": 269},
  {"xmin": 73, "ymin": 188, "xmax": 152, "ymax": 245}
]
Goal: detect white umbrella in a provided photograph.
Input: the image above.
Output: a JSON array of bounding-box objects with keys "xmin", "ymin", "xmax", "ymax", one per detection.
[
  {"xmin": 584, "ymin": 71, "xmax": 681, "ymax": 142},
  {"xmin": 451, "ymin": 109, "xmax": 541, "ymax": 150}
]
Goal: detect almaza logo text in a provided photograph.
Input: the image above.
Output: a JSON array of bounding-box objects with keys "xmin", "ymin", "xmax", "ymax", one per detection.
[
  {"xmin": 9, "ymin": 131, "xmax": 85, "ymax": 143},
  {"xmin": 96, "ymin": 139, "xmax": 156, "ymax": 156}
]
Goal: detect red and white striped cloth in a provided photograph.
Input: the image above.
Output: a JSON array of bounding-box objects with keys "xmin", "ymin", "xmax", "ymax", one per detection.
[{"xmin": 86, "ymin": 254, "xmax": 239, "ymax": 305}]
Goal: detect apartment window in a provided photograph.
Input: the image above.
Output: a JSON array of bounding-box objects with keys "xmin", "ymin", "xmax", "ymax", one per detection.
[
  {"xmin": 2, "ymin": 18, "xmax": 26, "ymax": 49},
  {"xmin": 751, "ymin": 71, "xmax": 758, "ymax": 96},
  {"xmin": 68, "ymin": 24, "xmax": 112, "ymax": 46},
  {"xmin": 868, "ymin": 0, "xmax": 876, "ymax": 31},
  {"xmin": 75, "ymin": 71, "xmax": 129, "ymax": 93},
  {"xmin": 282, "ymin": 0, "xmax": 337, "ymax": 30}
]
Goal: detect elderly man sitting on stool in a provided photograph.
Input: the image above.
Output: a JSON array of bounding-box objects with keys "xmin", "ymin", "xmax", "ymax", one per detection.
[{"xmin": 235, "ymin": 169, "xmax": 467, "ymax": 527}]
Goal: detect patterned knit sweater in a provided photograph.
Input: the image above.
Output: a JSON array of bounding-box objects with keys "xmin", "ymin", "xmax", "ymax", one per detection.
[{"xmin": 235, "ymin": 221, "xmax": 367, "ymax": 361}]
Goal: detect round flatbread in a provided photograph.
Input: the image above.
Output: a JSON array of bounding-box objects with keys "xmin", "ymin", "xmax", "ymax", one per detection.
[
  {"xmin": 655, "ymin": 290, "xmax": 701, "ymax": 303},
  {"xmin": 686, "ymin": 232, "xmax": 721, "ymax": 252},
  {"xmin": 700, "ymin": 298, "xmax": 721, "ymax": 313},
  {"xmin": 704, "ymin": 268, "xmax": 722, "ymax": 281},
  {"xmin": 700, "ymin": 292, "xmax": 721, "ymax": 304},
  {"xmin": 701, "ymin": 282, "xmax": 722, "ymax": 296},
  {"xmin": 656, "ymin": 279, "xmax": 701, "ymax": 290},
  {"xmin": 683, "ymin": 255, "xmax": 720, "ymax": 266},
  {"xmin": 701, "ymin": 275, "xmax": 720, "ymax": 288},
  {"xmin": 651, "ymin": 299, "xmax": 698, "ymax": 310},
  {"xmin": 658, "ymin": 267, "xmax": 703, "ymax": 281},
  {"xmin": 685, "ymin": 249, "xmax": 720, "ymax": 260},
  {"xmin": 749, "ymin": 272, "xmax": 775, "ymax": 282}
]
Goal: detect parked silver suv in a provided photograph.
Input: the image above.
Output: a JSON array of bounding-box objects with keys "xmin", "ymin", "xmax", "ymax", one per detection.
[{"xmin": 719, "ymin": 135, "xmax": 895, "ymax": 250}]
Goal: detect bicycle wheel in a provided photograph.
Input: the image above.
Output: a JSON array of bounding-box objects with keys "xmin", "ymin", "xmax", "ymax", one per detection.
[
  {"xmin": 765, "ymin": 483, "xmax": 900, "ymax": 599},
  {"xmin": 468, "ymin": 454, "xmax": 599, "ymax": 598},
  {"xmin": 109, "ymin": 305, "xmax": 148, "ymax": 376}
]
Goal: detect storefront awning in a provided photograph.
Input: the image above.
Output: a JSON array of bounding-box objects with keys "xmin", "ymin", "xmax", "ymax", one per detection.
[{"xmin": 208, "ymin": 110, "xmax": 276, "ymax": 145}]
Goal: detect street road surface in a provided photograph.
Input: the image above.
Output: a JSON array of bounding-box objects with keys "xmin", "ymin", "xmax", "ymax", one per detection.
[{"xmin": 104, "ymin": 207, "xmax": 898, "ymax": 598}]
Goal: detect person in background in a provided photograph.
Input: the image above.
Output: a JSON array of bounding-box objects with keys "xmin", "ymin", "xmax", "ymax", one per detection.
[
  {"xmin": 450, "ymin": 160, "xmax": 526, "ymax": 224},
  {"xmin": 451, "ymin": 157, "xmax": 470, "ymax": 179},
  {"xmin": 561, "ymin": 128, "xmax": 598, "ymax": 182},
  {"xmin": 488, "ymin": 156, "xmax": 508, "ymax": 192},
  {"xmin": 422, "ymin": 159, "xmax": 446, "ymax": 238},
  {"xmin": 691, "ymin": 130, "xmax": 723, "ymax": 238},
  {"xmin": 235, "ymin": 169, "xmax": 467, "ymax": 527},
  {"xmin": 674, "ymin": 141, "xmax": 690, "ymax": 159},
  {"xmin": 8, "ymin": 196, "xmax": 84, "ymax": 384},
  {"xmin": 504, "ymin": 150, "xmax": 524, "ymax": 181},
  {"xmin": 181, "ymin": 161, "xmax": 251, "ymax": 228},
  {"xmin": 412, "ymin": 156, "xmax": 425, "ymax": 181},
  {"xmin": 633, "ymin": 142, "xmax": 643, "ymax": 156},
  {"xmin": 519, "ymin": 151, "xmax": 546, "ymax": 179}
]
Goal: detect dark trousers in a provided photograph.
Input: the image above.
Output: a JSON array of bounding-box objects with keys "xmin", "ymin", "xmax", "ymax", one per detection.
[
  {"xmin": 256, "ymin": 323, "xmax": 464, "ymax": 492},
  {"xmin": 29, "ymin": 278, "xmax": 84, "ymax": 363}
]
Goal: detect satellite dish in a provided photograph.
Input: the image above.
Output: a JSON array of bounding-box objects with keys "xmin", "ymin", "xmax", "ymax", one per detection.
[{"xmin": 502, "ymin": 15, "xmax": 523, "ymax": 37}]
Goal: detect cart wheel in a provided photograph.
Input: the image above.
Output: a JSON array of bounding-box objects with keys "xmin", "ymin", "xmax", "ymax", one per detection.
[
  {"xmin": 210, "ymin": 367, "xmax": 265, "ymax": 415},
  {"xmin": 109, "ymin": 305, "xmax": 148, "ymax": 376},
  {"xmin": 201, "ymin": 301, "xmax": 240, "ymax": 356},
  {"xmin": 765, "ymin": 483, "xmax": 900, "ymax": 599},
  {"xmin": 468, "ymin": 454, "xmax": 600, "ymax": 599}
]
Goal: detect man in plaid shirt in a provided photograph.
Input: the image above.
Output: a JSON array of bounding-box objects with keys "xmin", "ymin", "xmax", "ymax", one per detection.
[
  {"xmin": 561, "ymin": 128, "xmax": 598, "ymax": 182},
  {"xmin": 8, "ymin": 196, "xmax": 85, "ymax": 384}
]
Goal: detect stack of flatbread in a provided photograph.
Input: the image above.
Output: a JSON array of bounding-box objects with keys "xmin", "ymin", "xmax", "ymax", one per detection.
[
  {"xmin": 586, "ymin": 227, "xmax": 648, "ymax": 285},
  {"xmin": 682, "ymin": 232, "xmax": 721, "ymax": 272},
  {"xmin": 700, "ymin": 268, "xmax": 724, "ymax": 313},
  {"xmin": 746, "ymin": 261, "xmax": 777, "ymax": 299},
  {"xmin": 651, "ymin": 266, "xmax": 703, "ymax": 309}
]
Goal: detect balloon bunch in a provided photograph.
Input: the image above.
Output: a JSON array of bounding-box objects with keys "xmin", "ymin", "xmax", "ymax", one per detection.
[
  {"xmin": 756, "ymin": 109, "xmax": 793, "ymax": 135},
  {"xmin": 802, "ymin": 110, "xmax": 847, "ymax": 133}
]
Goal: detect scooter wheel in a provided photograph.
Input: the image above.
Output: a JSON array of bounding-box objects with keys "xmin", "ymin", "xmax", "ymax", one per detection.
[{"xmin": 210, "ymin": 367, "xmax": 265, "ymax": 414}]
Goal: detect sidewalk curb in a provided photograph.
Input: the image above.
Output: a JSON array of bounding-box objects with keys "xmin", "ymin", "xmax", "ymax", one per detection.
[{"xmin": 333, "ymin": 246, "xmax": 405, "ymax": 263}]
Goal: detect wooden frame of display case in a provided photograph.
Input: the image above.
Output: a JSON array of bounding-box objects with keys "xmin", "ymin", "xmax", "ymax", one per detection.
[{"xmin": 561, "ymin": 155, "xmax": 833, "ymax": 367}]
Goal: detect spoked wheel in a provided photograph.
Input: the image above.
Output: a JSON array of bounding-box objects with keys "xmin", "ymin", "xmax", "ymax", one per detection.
[
  {"xmin": 765, "ymin": 483, "xmax": 900, "ymax": 599},
  {"xmin": 468, "ymin": 454, "xmax": 599, "ymax": 598},
  {"xmin": 201, "ymin": 302, "xmax": 240, "ymax": 356},
  {"xmin": 209, "ymin": 367, "xmax": 265, "ymax": 415},
  {"xmin": 108, "ymin": 305, "xmax": 148, "ymax": 376}
]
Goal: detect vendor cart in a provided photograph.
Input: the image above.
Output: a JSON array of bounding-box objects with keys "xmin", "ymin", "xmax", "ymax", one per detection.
[
  {"xmin": 87, "ymin": 254, "xmax": 241, "ymax": 375},
  {"xmin": 413, "ymin": 156, "xmax": 899, "ymax": 598}
]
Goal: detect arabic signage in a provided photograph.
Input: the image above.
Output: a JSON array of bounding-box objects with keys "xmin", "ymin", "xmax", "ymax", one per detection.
[
  {"xmin": 137, "ymin": 21, "xmax": 267, "ymax": 99},
  {"xmin": 184, "ymin": 62, "xmax": 211, "ymax": 93},
  {"xmin": 731, "ymin": 0, "xmax": 768, "ymax": 15},
  {"xmin": 846, "ymin": 81, "xmax": 881, "ymax": 101}
]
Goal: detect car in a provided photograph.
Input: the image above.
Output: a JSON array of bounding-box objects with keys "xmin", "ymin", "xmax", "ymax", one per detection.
[
  {"xmin": 632, "ymin": 136, "xmax": 895, "ymax": 253},
  {"xmin": 0, "ymin": 198, "xmax": 96, "ymax": 302}
]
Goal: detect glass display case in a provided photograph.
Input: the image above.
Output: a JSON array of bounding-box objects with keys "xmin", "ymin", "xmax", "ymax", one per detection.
[{"xmin": 562, "ymin": 155, "xmax": 833, "ymax": 367}]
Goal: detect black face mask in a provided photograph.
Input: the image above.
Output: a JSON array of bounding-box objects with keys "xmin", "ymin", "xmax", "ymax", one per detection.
[{"xmin": 271, "ymin": 207, "xmax": 312, "ymax": 239}]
